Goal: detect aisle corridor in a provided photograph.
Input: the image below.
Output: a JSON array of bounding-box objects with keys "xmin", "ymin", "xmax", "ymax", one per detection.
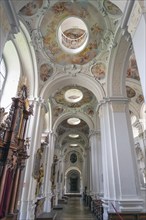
[{"xmin": 56, "ymin": 197, "xmax": 96, "ymax": 220}]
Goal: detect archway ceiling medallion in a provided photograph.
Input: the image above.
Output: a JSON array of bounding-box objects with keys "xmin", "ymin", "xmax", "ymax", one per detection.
[
  {"xmin": 67, "ymin": 118, "xmax": 81, "ymax": 125},
  {"xmin": 53, "ymin": 85, "xmax": 97, "ymax": 108},
  {"xmin": 56, "ymin": 118, "xmax": 89, "ymax": 137},
  {"xmin": 69, "ymin": 134, "xmax": 79, "ymax": 138},
  {"xmin": 62, "ymin": 134, "xmax": 86, "ymax": 147}
]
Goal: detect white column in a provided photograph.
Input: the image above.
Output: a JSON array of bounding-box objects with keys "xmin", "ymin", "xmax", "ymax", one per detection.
[
  {"xmin": 86, "ymin": 147, "xmax": 91, "ymax": 196},
  {"xmin": 58, "ymin": 156, "xmax": 64, "ymax": 199},
  {"xmin": 43, "ymin": 131, "xmax": 57, "ymax": 212},
  {"xmin": 99, "ymin": 97, "xmax": 143, "ymax": 219},
  {"xmin": 89, "ymin": 130, "xmax": 103, "ymax": 199},
  {"xmin": 19, "ymin": 98, "xmax": 45, "ymax": 220},
  {"xmin": 89, "ymin": 131, "xmax": 98, "ymax": 197}
]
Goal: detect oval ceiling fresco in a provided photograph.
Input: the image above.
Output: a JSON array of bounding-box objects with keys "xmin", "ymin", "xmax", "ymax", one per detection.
[
  {"xmin": 53, "ymin": 86, "xmax": 96, "ymax": 108},
  {"xmin": 40, "ymin": 1, "xmax": 106, "ymax": 65},
  {"xmin": 103, "ymin": 0, "xmax": 122, "ymax": 16},
  {"xmin": 91, "ymin": 62, "xmax": 106, "ymax": 80},
  {"xmin": 126, "ymin": 86, "xmax": 136, "ymax": 98}
]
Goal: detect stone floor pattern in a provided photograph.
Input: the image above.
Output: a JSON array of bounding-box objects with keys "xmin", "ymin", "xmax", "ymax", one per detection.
[{"xmin": 55, "ymin": 197, "xmax": 96, "ymax": 220}]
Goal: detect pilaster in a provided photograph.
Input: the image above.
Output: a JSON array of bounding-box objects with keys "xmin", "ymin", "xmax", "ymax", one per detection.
[
  {"xmin": 99, "ymin": 97, "xmax": 143, "ymax": 217},
  {"xmin": 43, "ymin": 130, "xmax": 57, "ymax": 212},
  {"xmin": 89, "ymin": 130, "xmax": 102, "ymax": 198}
]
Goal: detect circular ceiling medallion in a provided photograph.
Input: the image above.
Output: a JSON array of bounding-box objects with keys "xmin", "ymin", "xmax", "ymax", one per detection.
[
  {"xmin": 126, "ymin": 86, "xmax": 136, "ymax": 98},
  {"xmin": 91, "ymin": 62, "xmax": 106, "ymax": 80},
  {"xmin": 40, "ymin": 1, "xmax": 106, "ymax": 65},
  {"xmin": 69, "ymin": 134, "xmax": 79, "ymax": 138},
  {"xmin": 70, "ymin": 144, "xmax": 78, "ymax": 147},
  {"xmin": 64, "ymin": 89, "xmax": 83, "ymax": 103},
  {"xmin": 58, "ymin": 17, "xmax": 89, "ymax": 54},
  {"xmin": 40, "ymin": 64, "xmax": 53, "ymax": 81},
  {"xmin": 67, "ymin": 118, "xmax": 81, "ymax": 125}
]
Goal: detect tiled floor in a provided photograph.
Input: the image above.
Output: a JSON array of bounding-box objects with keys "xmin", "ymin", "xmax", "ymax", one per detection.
[{"xmin": 56, "ymin": 197, "xmax": 96, "ymax": 220}]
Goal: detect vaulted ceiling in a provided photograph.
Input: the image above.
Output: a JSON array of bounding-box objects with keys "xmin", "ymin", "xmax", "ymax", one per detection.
[{"xmin": 10, "ymin": 0, "xmax": 144, "ymax": 158}]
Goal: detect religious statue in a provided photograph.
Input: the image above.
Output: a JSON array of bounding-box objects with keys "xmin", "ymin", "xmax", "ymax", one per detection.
[{"xmin": 35, "ymin": 164, "xmax": 44, "ymax": 197}]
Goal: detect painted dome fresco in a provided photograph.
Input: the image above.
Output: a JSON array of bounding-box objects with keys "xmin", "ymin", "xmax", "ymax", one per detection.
[{"xmin": 40, "ymin": 1, "xmax": 106, "ymax": 65}]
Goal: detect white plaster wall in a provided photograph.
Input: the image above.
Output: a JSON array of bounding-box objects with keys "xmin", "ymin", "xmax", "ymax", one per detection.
[{"xmin": 133, "ymin": 14, "xmax": 146, "ymax": 102}]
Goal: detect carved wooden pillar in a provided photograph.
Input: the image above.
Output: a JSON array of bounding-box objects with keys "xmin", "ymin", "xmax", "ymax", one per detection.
[
  {"xmin": 0, "ymin": 85, "xmax": 33, "ymax": 219},
  {"xmin": 9, "ymin": 168, "xmax": 20, "ymax": 214}
]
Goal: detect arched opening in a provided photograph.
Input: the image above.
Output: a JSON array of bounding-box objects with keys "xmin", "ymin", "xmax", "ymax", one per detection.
[{"xmin": 65, "ymin": 169, "xmax": 81, "ymax": 194}]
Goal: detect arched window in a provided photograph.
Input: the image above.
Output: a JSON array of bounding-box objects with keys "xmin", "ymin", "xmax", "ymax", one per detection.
[{"xmin": 0, "ymin": 58, "xmax": 7, "ymax": 99}]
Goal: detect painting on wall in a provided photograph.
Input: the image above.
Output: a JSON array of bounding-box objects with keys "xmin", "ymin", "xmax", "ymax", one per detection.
[
  {"xmin": 126, "ymin": 55, "xmax": 140, "ymax": 80},
  {"xmin": 40, "ymin": 1, "xmax": 106, "ymax": 65},
  {"xmin": 53, "ymin": 86, "xmax": 95, "ymax": 108},
  {"xmin": 136, "ymin": 94, "xmax": 144, "ymax": 104},
  {"xmin": 126, "ymin": 86, "xmax": 136, "ymax": 98},
  {"xmin": 20, "ymin": 0, "xmax": 43, "ymax": 16},
  {"xmin": 91, "ymin": 62, "xmax": 106, "ymax": 80},
  {"xmin": 53, "ymin": 106, "xmax": 64, "ymax": 117},
  {"xmin": 103, "ymin": 0, "xmax": 122, "ymax": 16},
  {"xmin": 40, "ymin": 64, "xmax": 53, "ymax": 82}
]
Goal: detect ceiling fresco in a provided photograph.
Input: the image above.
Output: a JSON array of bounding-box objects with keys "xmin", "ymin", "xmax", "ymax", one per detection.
[
  {"xmin": 91, "ymin": 62, "xmax": 106, "ymax": 80},
  {"xmin": 40, "ymin": 63, "xmax": 53, "ymax": 82},
  {"xmin": 126, "ymin": 55, "xmax": 140, "ymax": 81},
  {"xmin": 136, "ymin": 94, "xmax": 144, "ymax": 104},
  {"xmin": 16, "ymin": 1, "xmax": 144, "ymax": 156},
  {"xmin": 40, "ymin": 1, "xmax": 106, "ymax": 65},
  {"xmin": 19, "ymin": 0, "xmax": 44, "ymax": 16},
  {"xmin": 103, "ymin": 0, "xmax": 122, "ymax": 16},
  {"xmin": 53, "ymin": 85, "xmax": 97, "ymax": 108},
  {"xmin": 126, "ymin": 86, "xmax": 136, "ymax": 98},
  {"xmin": 62, "ymin": 135, "xmax": 85, "ymax": 147},
  {"xmin": 56, "ymin": 118, "xmax": 89, "ymax": 137}
]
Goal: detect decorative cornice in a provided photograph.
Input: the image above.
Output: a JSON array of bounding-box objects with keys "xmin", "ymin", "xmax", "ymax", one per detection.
[{"xmin": 97, "ymin": 97, "xmax": 129, "ymax": 109}]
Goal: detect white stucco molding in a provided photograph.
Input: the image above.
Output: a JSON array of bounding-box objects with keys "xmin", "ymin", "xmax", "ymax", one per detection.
[{"xmin": 40, "ymin": 73, "xmax": 105, "ymax": 103}]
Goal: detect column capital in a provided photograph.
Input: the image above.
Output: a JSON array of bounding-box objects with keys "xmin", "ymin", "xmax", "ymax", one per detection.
[
  {"xmin": 33, "ymin": 97, "xmax": 45, "ymax": 105},
  {"xmin": 89, "ymin": 129, "xmax": 100, "ymax": 138},
  {"xmin": 98, "ymin": 96, "xmax": 129, "ymax": 113},
  {"xmin": 86, "ymin": 146, "xmax": 91, "ymax": 151}
]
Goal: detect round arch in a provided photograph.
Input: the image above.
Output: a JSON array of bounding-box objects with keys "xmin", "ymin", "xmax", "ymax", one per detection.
[
  {"xmin": 52, "ymin": 111, "xmax": 94, "ymax": 132},
  {"xmin": 59, "ymin": 130, "xmax": 89, "ymax": 149},
  {"xmin": 40, "ymin": 73, "xmax": 105, "ymax": 102},
  {"xmin": 15, "ymin": 20, "xmax": 39, "ymax": 98},
  {"xmin": 106, "ymin": 29, "xmax": 132, "ymax": 97}
]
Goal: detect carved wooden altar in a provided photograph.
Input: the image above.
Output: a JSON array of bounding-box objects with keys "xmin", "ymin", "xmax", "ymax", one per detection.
[{"xmin": 0, "ymin": 85, "xmax": 33, "ymax": 219}]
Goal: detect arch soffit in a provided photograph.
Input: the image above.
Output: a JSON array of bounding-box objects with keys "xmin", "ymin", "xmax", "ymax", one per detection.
[
  {"xmin": 65, "ymin": 167, "xmax": 81, "ymax": 176},
  {"xmin": 58, "ymin": 130, "xmax": 89, "ymax": 147},
  {"xmin": 14, "ymin": 20, "xmax": 39, "ymax": 98},
  {"xmin": 106, "ymin": 28, "xmax": 131, "ymax": 97},
  {"xmin": 63, "ymin": 146, "xmax": 85, "ymax": 158},
  {"xmin": 40, "ymin": 74, "xmax": 105, "ymax": 102},
  {"xmin": 52, "ymin": 111, "xmax": 94, "ymax": 132}
]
